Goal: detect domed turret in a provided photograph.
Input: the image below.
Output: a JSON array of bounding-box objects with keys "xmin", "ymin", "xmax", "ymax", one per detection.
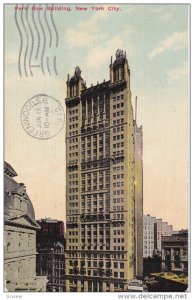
[
  {"xmin": 113, "ymin": 49, "xmax": 126, "ymax": 67},
  {"xmin": 4, "ymin": 162, "xmax": 35, "ymax": 219},
  {"xmin": 67, "ymin": 66, "xmax": 86, "ymax": 98},
  {"xmin": 110, "ymin": 49, "xmax": 130, "ymax": 85}
]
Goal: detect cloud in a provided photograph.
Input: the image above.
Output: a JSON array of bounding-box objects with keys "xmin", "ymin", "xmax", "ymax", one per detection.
[
  {"xmin": 65, "ymin": 10, "xmax": 109, "ymax": 48},
  {"xmin": 85, "ymin": 36, "xmax": 123, "ymax": 69},
  {"xmin": 84, "ymin": 26, "xmax": 134, "ymax": 70},
  {"xmin": 166, "ymin": 62, "xmax": 188, "ymax": 81},
  {"xmin": 149, "ymin": 31, "xmax": 188, "ymax": 58}
]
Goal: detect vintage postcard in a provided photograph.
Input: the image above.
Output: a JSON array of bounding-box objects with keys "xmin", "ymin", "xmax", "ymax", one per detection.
[{"xmin": 3, "ymin": 2, "xmax": 190, "ymax": 297}]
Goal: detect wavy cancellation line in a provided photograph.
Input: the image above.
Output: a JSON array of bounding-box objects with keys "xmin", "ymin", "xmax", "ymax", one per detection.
[
  {"xmin": 32, "ymin": 6, "xmax": 40, "ymax": 60},
  {"xmin": 26, "ymin": 4, "xmax": 34, "ymax": 77},
  {"xmin": 14, "ymin": 4, "xmax": 59, "ymax": 77},
  {"xmin": 14, "ymin": 8, "xmax": 23, "ymax": 77}
]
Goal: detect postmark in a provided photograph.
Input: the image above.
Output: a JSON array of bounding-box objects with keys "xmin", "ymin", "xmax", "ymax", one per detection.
[
  {"xmin": 20, "ymin": 94, "xmax": 65, "ymax": 139},
  {"xmin": 14, "ymin": 4, "xmax": 59, "ymax": 77}
]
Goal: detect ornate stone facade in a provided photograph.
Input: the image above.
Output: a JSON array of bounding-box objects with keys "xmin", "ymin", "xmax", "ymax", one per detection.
[{"xmin": 4, "ymin": 162, "xmax": 47, "ymax": 292}]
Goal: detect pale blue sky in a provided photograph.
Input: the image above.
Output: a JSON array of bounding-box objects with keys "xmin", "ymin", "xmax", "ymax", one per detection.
[{"xmin": 4, "ymin": 4, "xmax": 189, "ymax": 230}]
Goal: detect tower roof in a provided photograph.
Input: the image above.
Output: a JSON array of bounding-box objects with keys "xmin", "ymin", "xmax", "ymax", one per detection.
[
  {"xmin": 4, "ymin": 164, "xmax": 35, "ymax": 219},
  {"xmin": 69, "ymin": 66, "xmax": 86, "ymax": 86},
  {"xmin": 113, "ymin": 49, "xmax": 127, "ymax": 67},
  {"xmin": 4, "ymin": 161, "xmax": 17, "ymax": 177}
]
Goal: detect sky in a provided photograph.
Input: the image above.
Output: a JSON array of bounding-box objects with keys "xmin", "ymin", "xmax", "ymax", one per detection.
[{"xmin": 4, "ymin": 4, "xmax": 189, "ymax": 230}]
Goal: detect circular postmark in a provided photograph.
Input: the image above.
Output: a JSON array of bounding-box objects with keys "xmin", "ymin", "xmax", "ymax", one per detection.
[{"xmin": 20, "ymin": 94, "xmax": 65, "ymax": 139}]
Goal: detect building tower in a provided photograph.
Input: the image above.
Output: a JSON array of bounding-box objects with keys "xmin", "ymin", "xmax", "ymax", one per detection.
[{"xmin": 65, "ymin": 50, "xmax": 142, "ymax": 292}]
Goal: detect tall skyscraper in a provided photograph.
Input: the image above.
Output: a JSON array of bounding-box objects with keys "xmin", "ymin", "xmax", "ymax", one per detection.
[{"xmin": 65, "ymin": 50, "xmax": 143, "ymax": 292}]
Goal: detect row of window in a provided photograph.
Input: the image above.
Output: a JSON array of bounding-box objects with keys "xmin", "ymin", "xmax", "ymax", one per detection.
[
  {"xmin": 68, "ymin": 268, "xmax": 125, "ymax": 279},
  {"xmin": 69, "ymin": 137, "xmax": 78, "ymax": 143},
  {"xmin": 112, "ymin": 95, "xmax": 124, "ymax": 102},
  {"xmin": 81, "ymin": 194, "xmax": 108, "ymax": 201},
  {"xmin": 69, "ymin": 239, "xmax": 78, "ymax": 243},
  {"xmin": 69, "ymin": 188, "xmax": 78, "ymax": 193},
  {"xmin": 113, "ymin": 142, "xmax": 124, "ymax": 149},
  {"xmin": 69, "ymin": 116, "xmax": 78, "ymax": 122},
  {"xmin": 113, "ymin": 190, "xmax": 124, "ymax": 195},
  {"xmin": 114, "ymin": 246, "xmax": 125, "ymax": 251},
  {"xmin": 113, "ymin": 223, "xmax": 125, "ymax": 228},
  {"xmin": 113, "ymin": 134, "xmax": 124, "ymax": 141},
  {"xmin": 113, "ymin": 173, "xmax": 124, "ymax": 179},
  {"xmin": 69, "ymin": 109, "xmax": 78, "ymax": 115},
  {"xmin": 113, "ymin": 213, "xmax": 125, "ymax": 220},
  {"xmin": 113, "ymin": 166, "xmax": 124, "ymax": 171},
  {"xmin": 81, "ymin": 224, "xmax": 110, "ymax": 229},
  {"xmin": 69, "ymin": 202, "xmax": 78, "ymax": 207},
  {"xmin": 113, "ymin": 230, "xmax": 124, "ymax": 235},
  {"xmin": 81, "ymin": 230, "xmax": 110, "ymax": 237},
  {"xmin": 113, "ymin": 238, "xmax": 125, "ymax": 243},
  {"xmin": 81, "ymin": 200, "xmax": 105, "ymax": 207},
  {"xmin": 113, "ymin": 150, "xmax": 124, "ymax": 156},
  {"xmin": 144, "ymin": 236, "xmax": 154, "ymax": 240},
  {"xmin": 69, "ymin": 130, "xmax": 79, "ymax": 136},
  {"xmin": 69, "ymin": 195, "xmax": 78, "ymax": 201},
  {"xmin": 69, "ymin": 174, "xmax": 78, "ymax": 179},
  {"xmin": 113, "ymin": 206, "xmax": 125, "ymax": 212},
  {"xmin": 113, "ymin": 182, "xmax": 124, "ymax": 188},
  {"xmin": 69, "ymin": 245, "xmax": 110, "ymax": 250},
  {"xmin": 67, "ymin": 253, "xmax": 125, "ymax": 259},
  {"xmin": 113, "ymin": 111, "xmax": 124, "ymax": 117},
  {"xmin": 69, "ymin": 145, "xmax": 79, "ymax": 151},
  {"xmin": 113, "ymin": 198, "xmax": 124, "ymax": 203},
  {"xmin": 69, "ymin": 123, "xmax": 78, "ymax": 130},
  {"xmin": 68, "ymin": 231, "xmax": 78, "ymax": 236},
  {"xmin": 113, "ymin": 119, "xmax": 125, "ymax": 126},
  {"xmin": 113, "ymin": 126, "xmax": 124, "ymax": 133},
  {"xmin": 81, "ymin": 208, "xmax": 108, "ymax": 214},
  {"xmin": 113, "ymin": 103, "xmax": 124, "ymax": 109},
  {"xmin": 69, "ymin": 260, "xmax": 125, "ymax": 270},
  {"xmin": 81, "ymin": 238, "xmax": 109, "ymax": 243}
]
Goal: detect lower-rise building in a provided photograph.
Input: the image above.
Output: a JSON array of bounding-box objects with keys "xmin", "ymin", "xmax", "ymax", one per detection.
[
  {"xmin": 36, "ymin": 218, "xmax": 66, "ymax": 292},
  {"xmin": 4, "ymin": 162, "xmax": 47, "ymax": 292},
  {"xmin": 161, "ymin": 230, "xmax": 188, "ymax": 274},
  {"xmin": 143, "ymin": 214, "xmax": 173, "ymax": 258}
]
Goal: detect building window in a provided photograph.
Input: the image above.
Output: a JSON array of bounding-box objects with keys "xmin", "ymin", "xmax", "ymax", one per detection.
[
  {"xmin": 6, "ymin": 242, "xmax": 10, "ymax": 251},
  {"xmin": 120, "ymin": 272, "xmax": 124, "ymax": 278}
]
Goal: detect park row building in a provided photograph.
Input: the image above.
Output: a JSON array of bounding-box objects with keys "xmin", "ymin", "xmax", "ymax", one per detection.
[{"xmin": 65, "ymin": 49, "xmax": 143, "ymax": 292}]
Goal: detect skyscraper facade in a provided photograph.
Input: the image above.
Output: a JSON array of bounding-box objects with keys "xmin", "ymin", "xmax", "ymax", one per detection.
[
  {"xmin": 134, "ymin": 124, "xmax": 143, "ymax": 277},
  {"xmin": 65, "ymin": 50, "xmax": 142, "ymax": 292}
]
